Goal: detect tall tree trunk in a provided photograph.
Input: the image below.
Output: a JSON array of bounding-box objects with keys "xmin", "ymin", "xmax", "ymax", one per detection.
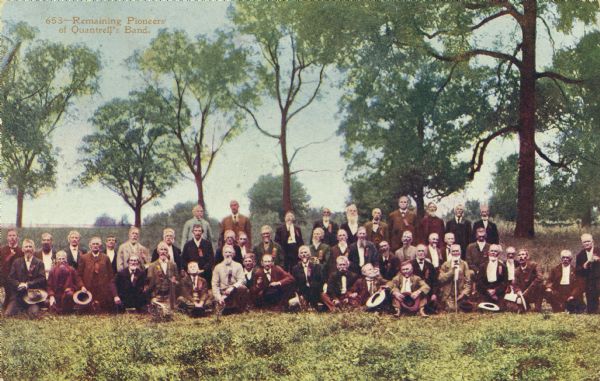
[
  {"xmin": 195, "ymin": 172, "xmax": 205, "ymax": 210},
  {"xmin": 514, "ymin": 0, "xmax": 537, "ymax": 238},
  {"xmin": 281, "ymin": 121, "xmax": 293, "ymax": 213},
  {"xmin": 16, "ymin": 189, "xmax": 24, "ymax": 228},
  {"xmin": 134, "ymin": 206, "xmax": 142, "ymax": 228},
  {"xmin": 581, "ymin": 206, "xmax": 592, "ymax": 227}
]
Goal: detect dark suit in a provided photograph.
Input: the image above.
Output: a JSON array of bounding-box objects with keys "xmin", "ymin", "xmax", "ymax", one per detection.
[
  {"xmin": 364, "ymin": 221, "xmax": 388, "ymax": 247},
  {"xmin": 114, "ymin": 267, "xmax": 148, "ymax": 310},
  {"xmin": 146, "ymin": 260, "xmax": 179, "ymax": 300},
  {"xmin": 476, "ymin": 260, "xmax": 507, "ymax": 303},
  {"xmin": 6, "ymin": 256, "xmax": 47, "ymax": 316},
  {"xmin": 419, "ymin": 215, "xmax": 445, "ymax": 245},
  {"xmin": 253, "ymin": 241, "xmax": 284, "ymax": 267},
  {"xmin": 445, "ymin": 218, "xmax": 472, "ymax": 258},
  {"xmin": 47, "ymin": 264, "xmax": 83, "ymax": 313},
  {"xmin": 327, "ymin": 244, "xmax": 349, "ymax": 278},
  {"xmin": 388, "ymin": 209, "xmax": 418, "ymax": 251},
  {"xmin": 349, "ymin": 275, "xmax": 387, "ymax": 305},
  {"xmin": 0, "ymin": 245, "xmax": 22, "ymax": 311},
  {"xmin": 78, "ymin": 253, "xmax": 117, "ymax": 312},
  {"xmin": 292, "ymin": 261, "xmax": 324, "ymax": 307},
  {"xmin": 274, "ymin": 224, "xmax": 304, "ymax": 271},
  {"xmin": 325, "ymin": 270, "xmax": 359, "ymax": 299},
  {"xmin": 151, "ymin": 245, "xmax": 183, "ymax": 272},
  {"xmin": 65, "ymin": 247, "xmax": 85, "ymax": 270},
  {"xmin": 545, "ymin": 264, "xmax": 585, "ymax": 312},
  {"xmin": 412, "ymin": 259, "xmax": 437, "ymax": 292},
  {"xmin": 177, "ymin": 273, "xmax": 211, "ymax": 312},
  {"xmin": 465, "ymin": 242, "xmax": 490, "ymax": 272},
  {"xmin": 220, "ymin": 214, "xmax": 252, "ymax": 248},
  {"xmin": 105, "ymin": 247, "xmax": 119, "ymax": 274},
  {"xmin": 472, "ymin": 220, "xmax": 499, "ymax": 244},
  {"xmin": 182, "ymin": 238, "xmax": 214, "ymax": 283},
  {"xmin": 575, "ymin": 247, "xmax": 600, "ymax": 313},
  {"xmin": 340, "ymin": 222, "xmax": 360, "ymax": 246},
  {"xmin": 313, "ymin": 220, "xmax": 339, "ymax": 247},
  {"xmin": 378, "ymin": 254, "xmax": 400, "ymax": 281},
  {"xmin": 348, "ymin": 241, "xmax": 379, "ymax": 274},
  {"xmin": 514, "ymin": 262, "xmax": 544, "ymax": 311},
  {"xmin": 252, "ymin": 265, "xmax": 295, "ymax": 309}
]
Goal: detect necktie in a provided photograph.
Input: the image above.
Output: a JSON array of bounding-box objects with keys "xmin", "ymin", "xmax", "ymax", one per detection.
[
  {"xmin": 266, "ymin": 271, "xmax": 271, "ymax": 282},
  {"xmin": 368, "ymin": 280, "xmax": 373, "ymax": 294},
  {"xmin": 130, "ymin": 271, "xmax": 135, "ymax": 284}
]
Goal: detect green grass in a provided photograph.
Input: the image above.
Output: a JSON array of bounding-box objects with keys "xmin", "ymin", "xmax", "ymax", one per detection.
[{"xmin": 1, "ymin": 311, "xmax": 600, "ymax": 380}]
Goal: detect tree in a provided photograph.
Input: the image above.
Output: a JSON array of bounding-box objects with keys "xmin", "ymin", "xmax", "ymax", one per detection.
[
  {"xmin": 131, "ymin": 29, "xmax": 255, "ymax": 210},
  {"xmin": 0, "ymin": 22, "xmax": 100, "ymax": 227},
  {"xmin": 229, "ymin": 3, "xmax": 335, "ymax": 213},
  {"xmin": 247, "ymin": 174, "xmax": 310, "ymax": 221},
  {"xmin": 94, "ymin": 214, "xmax": 117, "ymax": 227},
  {"xmin": 340, "ymin": 33, "xmax": 496, "ymax": 216},
  {"xmin": 76, "ymin": 88, "xmax": 179, "ymax": 227}
]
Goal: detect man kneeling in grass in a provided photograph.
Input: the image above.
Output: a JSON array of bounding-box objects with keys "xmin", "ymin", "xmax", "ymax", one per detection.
[
  {"xmin": 178, "ymin": 261, "xmax": 212, "ymax": 317},
  {"xmin": 389, "ymin": 261, "xmax": 430, "ymax": 317}
]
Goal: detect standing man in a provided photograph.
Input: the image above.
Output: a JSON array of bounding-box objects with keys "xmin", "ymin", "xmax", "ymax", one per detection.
[
  {"xmin": 65, "ymin": 230, "xmax": 85, "ymax": 269},
  {"xmin": 253, "ymin": 225, "xmax": 284, "ymax": 267},
  {"xmin": 575, "ymin": 233, "xmax": 600, "ymax": 313},
  {"xmin": 116, "ymin": 226, "xmax": 150, "ymax": 272},
  {"xmin": 327, "ymin": 229, "xmax": 350, "ymax": 278},
  {"xmin": 340, "ymin": 204, "xmax": 361, "ymax": 245},
  {"xmin": 442, "ymin": 232, "xmax": 456, "ymax": 261},
  {"xmin": 465, "ymin": 227, "xmax": 490, "ymax": 271},
  {"xmin": 220, "ymin": 200, "xmax": 252, "ymax": 248},
  {"xmin": 237, "ymin": 232, "xmax": 251, "ymax": 259},
  {"xmin": 388, "ymin": 196, "xmax": 418, "ymax": 252},
  {"xmin": 215, "ymin": 230, "xmax": 243, "ymax": 264},
  {"xmin": 35, "ymin": 232, "xmax": 56, "ymax": 280},
  {"xmin": 313, "ymin": 207, "xmax": 339, "ymax": 247},
  {"xmin": 309, "ymin": 227, "xmax": 331, "ymax": 270},
  {"xmin": 182, "ymin": 224, "xmax": 215, "ymax": 283},
  {"xmin": 104, "ymin": 234, "xmax": 119, "ymax": 274},
  {"xmin": 6, "ymin": 239, "xmax": 46, "ymax": 317},
  {"xmin": 151, "ymin": 228, "xmax": 183, "ymax": 272},
  {"xmin": 181, "ymin": 204, "xmax": 213, "ymax": 248},
  {"xmin": 472, "ymin": 205, "xmax": 499, "ymax": 244},
  {"xmin": 348, "ymin": 226, "xmax": 379, "ymax": 275},
  {"xmin": 364, "ymin": 208, "xmax": 388, "ymax": 247},
  {"xmin": 445, "ymin": 204, "xmax": 472, "ymax": 257},
  {"xmin": 79, "ymin": 237, "xmax": 118, "ymax": 312},
  {"xmin": 275, "ymin": 211, "xmax": 304, "ymax": 271},
  {"xmin": 426, "ymin": 233, "xmax": 445, "ymax": 270},
  {"xmin": 1, "ymin": 229, "xmax": 23, "ymax": 310},
  {"xmin": 419, "ymin": 202, "xmax": 445, "ymax": 245}
]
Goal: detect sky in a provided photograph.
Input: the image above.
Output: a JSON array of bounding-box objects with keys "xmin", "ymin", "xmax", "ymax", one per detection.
[{"xmin": 0, "ymin": 1, "xmax": 585, "ymax": 227}]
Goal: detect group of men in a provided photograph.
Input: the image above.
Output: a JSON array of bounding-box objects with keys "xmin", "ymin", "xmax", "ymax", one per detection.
[{"xmin": 0, "ymin": 197, "xmax": 597, "ymax": 318}]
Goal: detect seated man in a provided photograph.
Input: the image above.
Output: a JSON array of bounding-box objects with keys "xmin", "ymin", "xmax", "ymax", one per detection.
[
  {"xmin": 475, "ymin": 244, "xmax": 507, "ymax": 305},
  {"xmin": 292, "ymin": 245, "xmax": 324, "ymax": 309},
  {"xmin": 177, "ymin": 261, "xmax": 212, "ymax": 317},
  {"xmin": 253, "ymin": 254, "xmax": 295, "ymax": 311},
  {"xmin": 114, "ymin": 255, "xmax": 148, "ymax": 312},
  {"xmin": 389, "ymin": 261, "xmax": 430, "ymax": 317},
  {"xmin": 241, "ymin": 253, "xmax": 258, "ymax": 308},
  {"xmin": 327, "ymin": 229, "xmax": 350, "ymax": 278},
  {"xmin": 47, "ymin": 250, "xmax": 85, "ymax": 314},
  {"xmin": 505, "ymin": 246, "xmax": 517, "ymax": 284},
  {"xmin": 545, "ymin": 250, "xmax": 585, "ymax": 312},
  {"xmin": 211, "ymin": 245, "xmax": 249, "ymax": 314},
  {"xmin": 6, "ymin": 239, "xmax": 47, "ymax": 317},
  {"xmin": 438, "ymin": 244, "xmax": 472, "ymax": 312},
  {"xmin": 348, "ymin": 263, "xmax": 389, "ymax": 311},
  {"xmin": 412, "ymin": 244, "xmax": 438, "ymax": 311},
  {"xmin": 309, "ymin": 228, "xmax": 331, "ymax": 271},
  {"xmin": 465, "ymin": 227, "xmax": 490, "ymax": 272},
  {"xmin": 147, "ymin": 241, "xmax": 179, "ymax": 305},
  {"xmin": 321, "ymin": 256, "xmax": 359, "ymax": 312},
  {"xmin": 513, "ymin": 248, "xmax": 544, "ymax": 312},
  {"xmin": 394, "ymin": 231, "xmax": 417, "ymax": 262},
  {"xmin": 348, "ymin": 226, "xmax": 379, "ymax": 275},
  {"xmin": 238, "ymin": 232, "xmax": 252, "ymax": 258}
]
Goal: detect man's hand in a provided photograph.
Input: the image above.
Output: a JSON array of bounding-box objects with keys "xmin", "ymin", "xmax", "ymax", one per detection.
[
  {"xmin": 411, "ymin": 291, "xmax": 421, "ymax": 300},
  {"xmin": 48, "ymin": 296, "xmax": 56, "ymax": 306},
  {"xmin": 349, "ymin": 292, "xmax": 358, "ymax": 299},
  {"xmin": 224, "ymin": 286, "xmax": 234, "ymax": 296},
  {"xmin": 17, "ymin": 282, "xmax": 27, "ymax": 291},
  {"xmin": 269, "ymin": 281, "xmax": 281, "ymax": 287},
  {"xmin": 114, "ymin": 296, "xmax": 122, "ymax": 305}
]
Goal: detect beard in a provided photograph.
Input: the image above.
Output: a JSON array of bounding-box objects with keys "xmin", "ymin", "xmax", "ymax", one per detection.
[{"xmin": 347, "ymin": 215, "xmax": 358, "ymax": 224}]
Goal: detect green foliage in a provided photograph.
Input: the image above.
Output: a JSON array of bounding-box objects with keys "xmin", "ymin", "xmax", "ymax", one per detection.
[
  {"xmin": 2, "ymin": 312, "xmax": 600, "ymax": 380},
  {"xmin": 247, "ymin": 174, "xmax": 310, "ymax": 221},
  {"xmin": 76, "ymin": 88, "xmax": 180, "ymax": 226},
  {"xmin": 132, "ymin": 29, "xmax": 256, "ymax": 204},
  {"xmin": 0, "ymin": 22, "xmax": 101, "ymax": 225}
]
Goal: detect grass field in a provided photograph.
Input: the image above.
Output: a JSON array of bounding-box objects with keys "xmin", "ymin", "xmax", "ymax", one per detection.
[{"xmin": 1, "ymin": 311, "xmax": 600, "ymax": 380}]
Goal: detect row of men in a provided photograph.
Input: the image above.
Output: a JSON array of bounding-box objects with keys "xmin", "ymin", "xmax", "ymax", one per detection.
[
  {"xmin": 180, "ymin": 198, "xmax": 499, "ymax": 259},
  {"xmin": 1, "ymin": 228, "xmax": 596, "ymax": 317}
]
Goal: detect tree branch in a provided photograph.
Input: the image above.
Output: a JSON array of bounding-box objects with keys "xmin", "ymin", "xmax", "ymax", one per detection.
[
  {"xmin": 469, "ymin": 125, "xmax": 517, "ymax": 178},
  {"xmin": 287, "ymin": 64, "xmax": 326, "ymax": 121},
  {"xmin": 230, "ymin": 97, "xmax": 279, "ymax": 139},
  {"xmin": 535, "ymin": 143, "xmax": 571, "ymax": 170},
  {"xmin": 289, "ymin": 133, "xmax": 335, "ymax": 166},
  {"xmin": 469, "ymin": 10, "xmax": 511, "ymax": 31},
  {"xmin": 430, "ymin": 48, "xmax": 522, "ymax": 69},
  {"xmin": 536, "ymin": 71, "xmax": 584, "ymax": 85}
]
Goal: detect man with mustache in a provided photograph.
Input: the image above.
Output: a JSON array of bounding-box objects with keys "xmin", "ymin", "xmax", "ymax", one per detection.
[
  {"xmin": 389, "ymin": 261, "xmax": 430, "ymax": 317},
  {"xmin": 253, "ymin": 225, "xmax": 284, "ymax": 267},
  {"xmin": 114, "ymin": 254, "xmax": 148, "ymax": 312},
  {"xmin": 419, "ymin": 202, "xmax": 445, "ymax": 245},
  {"xmin": 389, "ymin": 196, "xmax": 417, "ymax": 251},
  {"xmin": 79, "ymin": 236, "xmax": 118, "ymax": 312},
  {"xmin": 322, "ymin": 256, "xmax": 359, "ymax": 312},
  {"xmin": 35, "ymin": 232, "xmax": 56, "ymax": 280},
  {"xmin": 364, "ymin": 208, "xmax": 388, "ymax": 247},
  {"xmin": 253, "ymin": 254, "xmax": 295, "ymax": 311},
  {"xmin": 116, "ymin": 226, "xmax": 150, "ymax": 271},
  {"xmin": 313, "ymin": 208, "xmax": 339, "ymax": 246},
  {"xmin": 47, "ymin": 250, "xmax": 84, "ymax": 314},
  {"xmin": 545, "ymin": 250, "xmax": 585, "ymax": 312},
  {"xmin": 211, "ymin": 245, "xmax": 248, "ymax": 314},
  {"xmin": 292, "ymin": 245, "xmax": 324, "ymax": 309},
  {"xmin": 6, "ymin": 239, "xmax": 46, "ymax": 317}
]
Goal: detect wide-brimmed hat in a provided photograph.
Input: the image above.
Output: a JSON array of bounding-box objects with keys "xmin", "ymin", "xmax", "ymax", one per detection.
[
  {"xmin": 478, "ymin": 302, "xmax": 501, "ymax": 312},
  {"xmin": 458, "ymin": 300, "xmax": 474, "ymax": 312},
  {"xmin": 366, "ymin": 290, "xmax": 387, "ymax": 308},
  {"xmin": 23, "ymin": 289, "xmax": 48, "ymax": 304},
  {"xmin": 73, "ymin": 290, "xmax": 93, "ymax": 305}
]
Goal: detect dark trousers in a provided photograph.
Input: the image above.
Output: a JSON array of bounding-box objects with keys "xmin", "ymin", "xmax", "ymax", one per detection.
[{"xmin": 585, "ymin": 283, "xmax": 599, "ymax": 313}]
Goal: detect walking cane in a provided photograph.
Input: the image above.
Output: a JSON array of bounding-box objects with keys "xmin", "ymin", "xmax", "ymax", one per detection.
[{"xmin": 454, "ymin": 262, "xmax": 459, "ymax": 313}]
